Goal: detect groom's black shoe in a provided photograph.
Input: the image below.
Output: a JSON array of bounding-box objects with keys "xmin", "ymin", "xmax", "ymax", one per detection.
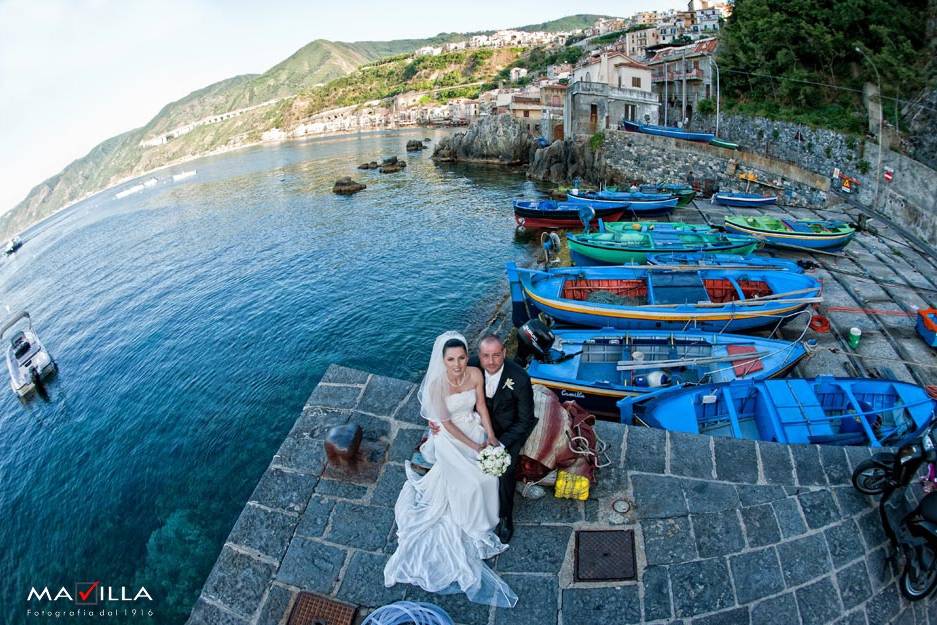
[{"xmin": 496, "ymin": 517, "xmax": 514, "ymax": 543}]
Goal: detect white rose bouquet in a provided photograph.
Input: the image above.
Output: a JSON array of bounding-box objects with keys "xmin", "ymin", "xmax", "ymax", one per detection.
[{"xmin": 477, "ymin": 445, "xmax": 510, "ymax": 477}]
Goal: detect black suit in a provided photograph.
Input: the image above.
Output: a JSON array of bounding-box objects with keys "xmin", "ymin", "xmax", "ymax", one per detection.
[{"xmin": 469, "ymin": 358, "xmax": 536, "ymax": 522}]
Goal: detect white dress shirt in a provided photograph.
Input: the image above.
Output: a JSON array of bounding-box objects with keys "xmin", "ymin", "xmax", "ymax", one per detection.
[{"xmin": 484, "ymin": 366, "xmax": 504, "ymax": 399}]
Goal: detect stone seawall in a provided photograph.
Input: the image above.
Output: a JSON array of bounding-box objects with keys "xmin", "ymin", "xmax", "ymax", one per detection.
[
  {"xmin": 529, "ymin": 130, "xmax": 830, "ymax": 209},
  {"xmin": 690, "ymin": 112, "xmax": 937, "ymax": 246},
  {"xmin": 186, "ymin": 365, "xmax": 936, "ymax": 625}
]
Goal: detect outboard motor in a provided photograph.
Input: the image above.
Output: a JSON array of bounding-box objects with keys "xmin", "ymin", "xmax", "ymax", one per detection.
[{"xmin": 516, "ymin": 318, "xmax": 556, "ymax": 364}]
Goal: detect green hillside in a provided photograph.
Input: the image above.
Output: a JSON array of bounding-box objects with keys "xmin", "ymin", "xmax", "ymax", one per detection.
[
  {"xmin": 1, "ymin": 16, "xmax": 600, "ymax": 238},
  {"xmin": 515, "ymin": 14, "xmax": 610, "ymax": 32}
]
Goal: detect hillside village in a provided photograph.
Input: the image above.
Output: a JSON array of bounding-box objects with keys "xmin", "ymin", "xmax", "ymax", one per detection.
[{"xmin": 163, "ymin": 2, "xmax": 732, "ymax": 146}]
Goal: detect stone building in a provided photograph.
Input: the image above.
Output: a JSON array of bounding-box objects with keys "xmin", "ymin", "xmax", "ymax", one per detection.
[
  {"xmin": 647, "ymin": 37, "xmax": 718, "ymax": 127},
  {"xmin": 563, "ymin": 51, "xmax": 659, "ymax": 136},
  {"xmin": 540, "ymin": 83, "xmax": 567, "ymax": 141}
]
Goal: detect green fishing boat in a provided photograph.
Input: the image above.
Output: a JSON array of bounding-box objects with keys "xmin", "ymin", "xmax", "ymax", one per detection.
[
  {"xmin": 710, "ymin": 138, "xmax": 740, "ymax": 150},
  {"xmin": 724, "ymin": 215, "xmax": 856, "ymax": 251},
  {"xmin": 601, "ymin": 221, "xmax": 714, "ymax": 234},
  {"xmin": 568, "ymin": 229, "xmax": 762, "ymax": 265}
]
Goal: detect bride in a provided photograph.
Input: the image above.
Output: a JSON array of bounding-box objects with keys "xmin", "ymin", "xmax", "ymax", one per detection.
[{"xmin": 383, "ymin": 331, "xmax": 518, "ymax": 608}]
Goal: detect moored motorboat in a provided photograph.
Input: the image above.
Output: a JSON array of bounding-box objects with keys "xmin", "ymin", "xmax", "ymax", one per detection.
[
  {"xmin": 646, "ymin": 252, "xmax": 805, "ymax": 272},
  {"xmin": 724, "ymin": 215, "xmax": 856, "ymax": 251},
  {"xmin": 567, "ymin": 229, "xmax": 760, "ymax": 266},
  {"xmin": 506, "ymin": 262, "xmax": 823, "ymax": 332},
  {"xmin": 512, "ymin": 199, "xmax": 629, "ymax": 229},
  {"xmin": 519, "ymin": 325, "xmax": 808, "ymax": 419},
  {"xmin": 618, "ymin": 376, "xmax": 936, "ymax": 447},
  {"xmin": 711, "ymin": 192, "xmax": 778, "ymax": 207},
  {"xmin": 5, "ymin": 236, "xmax": 23, "ymax": 255},
  {"xmin": 2, "ymin": 311, "xmax": 56, "ymax": 397}
]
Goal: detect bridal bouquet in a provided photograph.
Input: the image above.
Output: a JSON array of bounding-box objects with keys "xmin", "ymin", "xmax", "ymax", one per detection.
[{"xmin": 477, "ymin": 445, "xmax": 510, "ymax": 477}]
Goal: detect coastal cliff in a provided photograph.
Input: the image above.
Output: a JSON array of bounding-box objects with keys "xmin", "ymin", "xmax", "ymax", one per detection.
[{"xmin": 432, "ymin": 114, "xmax": 534, "ymax": 165}]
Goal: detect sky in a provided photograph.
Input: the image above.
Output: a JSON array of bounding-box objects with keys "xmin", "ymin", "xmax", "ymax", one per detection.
[{"xmin": 0, "ymin": 0, "xmax": 686, "ymax": 214}]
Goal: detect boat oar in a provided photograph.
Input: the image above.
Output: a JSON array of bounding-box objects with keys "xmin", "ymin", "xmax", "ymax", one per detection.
[{"xmin": 615, "ymin": 349, "xmax": 774, "ymax": 371}]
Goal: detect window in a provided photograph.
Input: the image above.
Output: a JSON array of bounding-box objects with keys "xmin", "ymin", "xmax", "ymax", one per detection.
[
  {"xmin": 585, "ymin": 71, "xmax": 591, "ymax": 82},
  {"xmin": 551, "ymin": 96, "xmax": 560, "ymax": 107},
  {"xmin": 632, "ymin": 76, "xmax": 641, "ymax": 88},
  {"xmin": 618, "ymin": 76, "xmax": 622, "ymax": 88},
  {"xmin": 523, "ymin": 110, "xmax": 529, "ymax": 117}
]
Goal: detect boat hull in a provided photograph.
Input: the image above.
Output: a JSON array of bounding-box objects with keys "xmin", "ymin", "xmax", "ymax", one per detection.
[
  {"xmin": 567, "ymin": 234, "xmax": 760, "ymax": 266},
  {"xmin": 618, "ymin": 377, "xmax": 937, "ymax": 446},
  {"xmin": 638, "ymin": 124, "xmax": 715, "ymax": 142},
  {"xmin": 528, "ymin": 328, "xmax": 808, "ymax": 420},
  {"xmin": 566, "ymin": 193, "xmax": 677, "ymax": 215},
  {"xmin": 724, "ymin": 218, "xmax": 856, "ymax": 251},
  {"xmin": 506, "ymin": 263, "xmax": 822, "ymax": 332},
  {"xmin": 712, "ymin": 193, "xmax": 778, "ymax": 207},
  {"xmin": 513, "ymin": 200, "xmax": 627, "ymax": 229}
]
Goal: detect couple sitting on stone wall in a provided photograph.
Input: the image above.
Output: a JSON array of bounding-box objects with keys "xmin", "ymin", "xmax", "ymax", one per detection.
[{"xmin": 382, "ymin": 331, "xmax": 536, "ymax": 608}]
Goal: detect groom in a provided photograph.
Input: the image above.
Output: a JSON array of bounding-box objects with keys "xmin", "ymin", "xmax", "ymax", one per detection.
[{"xmin": 472, "ymin": 334, "xmax": 535, "ymax": 543}]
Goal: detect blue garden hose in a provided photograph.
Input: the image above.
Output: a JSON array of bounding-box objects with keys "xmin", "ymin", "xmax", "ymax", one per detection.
[{"xmin": 360, "ymin": 601, "xmax": 454, "ymax": 625}]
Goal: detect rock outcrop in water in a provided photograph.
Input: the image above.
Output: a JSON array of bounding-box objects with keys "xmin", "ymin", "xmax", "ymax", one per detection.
[
  {"xmin": 432, "ymin": 114, "xmax": 533, "ymax": 165},
  {"xmin": 332, "ymin": 177, "xmax": 366, "ymax": 194},
  {"xmin": 527, "ymin": 138, "xmax": 604, "ymax": 184}
]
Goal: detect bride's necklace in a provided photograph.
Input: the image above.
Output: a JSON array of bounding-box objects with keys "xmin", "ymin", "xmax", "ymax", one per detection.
[{"xmin": 446, "ymin": 371, "xmax": 467, "ymax": 388}]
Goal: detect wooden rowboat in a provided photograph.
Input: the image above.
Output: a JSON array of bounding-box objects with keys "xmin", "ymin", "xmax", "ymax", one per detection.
[
  {"xmin": 506, "ymin": 262, "xmax": 822, "ymax": 332},
  {"xmin": 724, "ymin": 215, "xmax": 856, "ymax": 251},
  {"xmin": 618, "ymin": 376, "xmax": 936, "ymax": 446},
  {"xmin": 527, "ymin": 328, "xmax": 808, "ymax": 419}
]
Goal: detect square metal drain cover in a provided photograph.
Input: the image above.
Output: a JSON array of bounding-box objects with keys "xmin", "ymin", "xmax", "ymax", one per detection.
[
  {"xmin": 575, "ymin": 529, "xmax": 636, "ymax": 582},
  {"xmin": 287, "ymin": 591, "xmax": 356, "ymax": 625}
]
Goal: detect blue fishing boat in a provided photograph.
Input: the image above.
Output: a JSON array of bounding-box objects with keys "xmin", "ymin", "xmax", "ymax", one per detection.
[
  {"xmin": 646, "ymin": 252, "xmax": 805, "ymax": 273},
  {"xmin": 618, "ymin": 376, "xmax": 937, "ymax": 447},
  {"xmin": 506, "ymin": 262, "xmax": 823, "ymax": 331},
  {"xmin": 526, "ymin": 328, "xmax": 808, "ymax": 419},
  {"xmin": 595, "ymin": 190, "xmax": 673, "ymax": 201},
  {"xmin": 566, "ymin": 191, "xmax": 677, "ymax": 215},
  {"xmin": 711, "ymin": 192, "xmax": 778, "ymax": 207},
  {"xmin": 512, "ymin": 199, "xmax": 630, "ymax": 229},
  {"xmin": 621, "ymin": 120, "xmax": 641, "ymax": 132},
  {"xmin": 635, "ymin": 124, "xmax": 715, "ymax": 142}
]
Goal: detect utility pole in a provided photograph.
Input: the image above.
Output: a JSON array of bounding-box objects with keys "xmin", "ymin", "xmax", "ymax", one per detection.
[
  {"xmin": 711, "ymin": 57, "xmax": 720, "ymax": 137},
  {"xmin": 664, "ymin": 61, "xmax": 668, "ymax": 126},
  {"xmin": 855, "ymin": 46, "xmax": 883, "ymax": 210},
  {"xmin": 681, "ymin": 46, "xmax": 687, "ymax": 125}
]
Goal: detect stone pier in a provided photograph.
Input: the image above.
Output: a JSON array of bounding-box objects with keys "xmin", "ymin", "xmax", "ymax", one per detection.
[{"xmin": 186, "ymin": 364, "xmax": 937, "ymax": 625}]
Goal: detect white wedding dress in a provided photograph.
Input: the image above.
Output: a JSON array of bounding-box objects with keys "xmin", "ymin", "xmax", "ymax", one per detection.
[{"xmin": 383, "ymin": 389, "xmax": 518, "ymax": 607}]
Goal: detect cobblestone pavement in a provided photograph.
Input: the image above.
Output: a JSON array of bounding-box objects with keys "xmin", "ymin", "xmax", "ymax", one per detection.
[{"xmin": 186, "ymin": 362, "xmax": 936, "ymax": 625}]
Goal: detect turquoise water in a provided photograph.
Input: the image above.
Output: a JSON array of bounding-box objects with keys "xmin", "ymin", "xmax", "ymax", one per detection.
[{"xmin": 0, "ymin": 130, "xmax": 542, "ymax": 624}]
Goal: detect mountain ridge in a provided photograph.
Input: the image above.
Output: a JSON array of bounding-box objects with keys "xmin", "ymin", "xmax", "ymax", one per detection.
[{"xmin": 2, "ymin": 14, "xmax": 606, "ymax": 238}]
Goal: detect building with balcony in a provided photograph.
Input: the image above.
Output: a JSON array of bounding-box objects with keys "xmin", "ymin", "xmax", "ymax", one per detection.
[
  {"xmin": 625, "ymin": 27, "xmax": 661, "ymax": 59},
  {"xmin": 564, "ymin": 50, "xmax": 658, "ymax": 136},
  {"xmin": 647, "ymin": 38, "xmax": 718, "ymax": 127}
]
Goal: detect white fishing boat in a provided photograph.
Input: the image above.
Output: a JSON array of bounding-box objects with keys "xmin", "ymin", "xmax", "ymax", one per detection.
[{"xmin": 2, "ymin": 311, "xmax": 56, "ymax": 397}]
